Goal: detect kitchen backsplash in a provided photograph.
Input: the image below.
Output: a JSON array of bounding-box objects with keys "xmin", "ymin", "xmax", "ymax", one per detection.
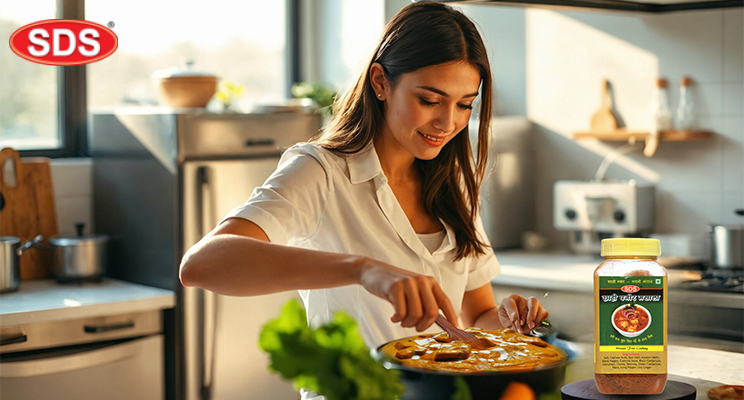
[
  {"xmin": 459, "ymin": 5, "xmax": 744, "ymax": 248},
  {"xmin": 49, "ymin": 159, "xmax": 93, "ymax": 236}
]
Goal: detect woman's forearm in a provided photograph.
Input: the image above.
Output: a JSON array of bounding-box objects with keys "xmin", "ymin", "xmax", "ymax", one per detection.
[{"xmin": 180, "ymin": 233, "xmax": 365, "ymax": 296}]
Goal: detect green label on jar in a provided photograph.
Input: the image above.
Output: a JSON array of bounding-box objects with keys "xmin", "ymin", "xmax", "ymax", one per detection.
[{"xmin": 598, "ymin": 276, "xmax": 664, "ymax": 349}]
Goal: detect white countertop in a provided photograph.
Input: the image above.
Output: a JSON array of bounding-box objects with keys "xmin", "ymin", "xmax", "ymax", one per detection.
[
  {"xmin": 0, "ymin": 278, "xmax": 175, "ymax": 326},
  {"xmin": 567, "ymin": 342, "xmax": 744, "ymax": 399}
]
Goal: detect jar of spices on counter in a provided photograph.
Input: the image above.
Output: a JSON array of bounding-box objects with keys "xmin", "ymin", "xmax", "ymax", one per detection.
[{"xmin": 594, "ymin": 238, "xmax": 667, "ymax": 395}]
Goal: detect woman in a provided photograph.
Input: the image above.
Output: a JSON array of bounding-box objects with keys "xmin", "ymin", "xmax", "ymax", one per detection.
[{"xmin": 181, "ymin": 1, "xmax": 547, "ymax": 354}]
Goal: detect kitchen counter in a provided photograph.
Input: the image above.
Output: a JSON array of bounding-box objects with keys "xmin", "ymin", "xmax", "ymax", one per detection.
[
  {"xmin": 565, "ymin": 342, "xmax": 744, "ymax": 399},
  {"xmin": 492, "ymin": 250, "xmax": 744, "ymax": 309},
  {"xmin": 0, "ymin": 278, "xmax": 175, "ymax": 326}
]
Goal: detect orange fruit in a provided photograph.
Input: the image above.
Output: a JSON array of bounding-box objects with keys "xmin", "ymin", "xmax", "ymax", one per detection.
[{"xmin": 499, "ymin": 382, "xmax": 536, "ymax": 400}]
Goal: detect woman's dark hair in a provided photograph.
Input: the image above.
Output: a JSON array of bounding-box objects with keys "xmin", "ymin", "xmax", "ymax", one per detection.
[{"xmin": 312, "ymin": 1, "xmax": 493, "ymax": 261}]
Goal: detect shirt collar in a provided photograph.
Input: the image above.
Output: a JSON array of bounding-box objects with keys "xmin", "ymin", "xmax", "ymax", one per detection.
[{"xmin": 347, "ymin": 141, "xmax": 384, "ymax": 184}]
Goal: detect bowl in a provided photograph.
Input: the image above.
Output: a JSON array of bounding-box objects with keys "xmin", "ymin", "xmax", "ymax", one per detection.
[
  {"xmin": 153, "ymin": 60, "xmax": 218, "ymax": 108},
  {"xmin": 158, "ymin": 76, "xmax": 217, "ymax": 108},
  {"xmin": 611, "ymin": 304, "xmax": 652, "ymax": 338},
  {"xmin": 374, "ymin": 337, "xmax": 577, "ymax": 400}
]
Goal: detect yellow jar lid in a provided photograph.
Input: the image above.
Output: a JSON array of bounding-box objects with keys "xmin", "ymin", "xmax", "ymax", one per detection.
[{"xmin": 601, "ymin": 238, "xmax": 661, "ymax": 256}]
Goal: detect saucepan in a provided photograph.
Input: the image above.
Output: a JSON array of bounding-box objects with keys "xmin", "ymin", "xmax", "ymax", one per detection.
[
  {"xmin": 710, "ymin": 219, "xmax": 744, "ymax": 269},
  {"xmin": 0, "ymin": 235, "xmax": 44, "ymax": 293},
  {"xmin": 48, "ymin": 223, "xmax": 109, "ymax": 282},
  {"xmin": 374, "ymin": 335, "xmax": 578, "ymax": 400}
]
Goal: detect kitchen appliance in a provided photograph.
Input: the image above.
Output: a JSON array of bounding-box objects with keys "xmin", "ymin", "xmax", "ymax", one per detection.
[
  {"xmin": 0, "ymin": 235, "xmax": 42, "ymax": 293},
  {"xmin": 710, "ymin": 224, "xmax": 744, "ymax": 269},
  {"xmin": 0, "ymin": 308, "xmax": 165, "ymax": 400},
  {"xmin": 89, "ymin": 108, "xmax": 321, "ymax": 400},
  {"xmin": 49, "ymin": 223, "xmax": 109, "ymax": 283},
  {"xmin": 553, "ymin": 180, "xmax": 655, "ymax": 254},
  {"xmin": 471, "ymin": 116, "xmax": 535, "ymax": 249}
]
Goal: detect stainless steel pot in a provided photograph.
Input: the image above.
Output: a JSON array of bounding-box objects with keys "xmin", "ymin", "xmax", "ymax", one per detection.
[
  {"xmin": 711, "ymin": 224, "xmax": 744, "ymax": 269},
  {"xmin": 49, "ymin": 227, "xmax": 109, "ymax": 282},
  {"xmin": 0, "ymin": 235, "xmax": 43, "ymax": 293}
]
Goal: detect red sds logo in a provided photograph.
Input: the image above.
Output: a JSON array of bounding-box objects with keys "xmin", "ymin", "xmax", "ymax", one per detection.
[
  {"xmin": 9, "ymin": 19, "xmax": 118, "ymax": 66},
  {"xmin": 621, "ymin": 285, "xmax": 640, "ymax": 293}
]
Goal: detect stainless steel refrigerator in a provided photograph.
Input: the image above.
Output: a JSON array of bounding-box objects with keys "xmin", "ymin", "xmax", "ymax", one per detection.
[{"xmin": 89, "ymin": 108, "xmax": 322, "ymax": 400}]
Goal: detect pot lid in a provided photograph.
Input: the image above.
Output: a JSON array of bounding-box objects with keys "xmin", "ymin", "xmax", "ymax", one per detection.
[
  {"xmin": 152, "ymin": 59, "xmax": 217, "ymax": 79},
  {"xmin": 49, "ymin": 234, "xmax": 110, "ymax": 246}
]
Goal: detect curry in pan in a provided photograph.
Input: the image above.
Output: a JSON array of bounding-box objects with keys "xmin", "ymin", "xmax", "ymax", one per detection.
[{"xmin": 380, "ymin": 328, "xmax": 567, "ymax": 373}]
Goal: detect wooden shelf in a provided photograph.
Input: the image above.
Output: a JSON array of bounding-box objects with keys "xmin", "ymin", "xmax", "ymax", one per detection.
[{"xmin": 572, "ymin": 129, "xmax": 714, "ymax": 142}]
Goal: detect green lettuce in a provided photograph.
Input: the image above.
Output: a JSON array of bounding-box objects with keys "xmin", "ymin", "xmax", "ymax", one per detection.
[{"xmin": 259, "ymin": 299, "xmax": 405, "ymax": 400}]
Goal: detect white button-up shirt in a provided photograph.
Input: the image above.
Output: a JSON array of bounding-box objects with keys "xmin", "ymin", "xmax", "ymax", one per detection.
[{"xmin": 225, "ymin": 142, "xmax": 500, "ymax": 348}]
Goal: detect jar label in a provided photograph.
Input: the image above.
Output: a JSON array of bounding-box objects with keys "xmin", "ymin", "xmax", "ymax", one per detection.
[{"xmin": 594, "ymin": 276, "xmax": 667, "ymax": 374}]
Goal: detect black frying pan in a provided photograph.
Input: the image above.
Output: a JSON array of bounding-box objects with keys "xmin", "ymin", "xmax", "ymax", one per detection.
[{"xmin": 374, "ymin": 337, "xmax": 579, "ymax": 400}]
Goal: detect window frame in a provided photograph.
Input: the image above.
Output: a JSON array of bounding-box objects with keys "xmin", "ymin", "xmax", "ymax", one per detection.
[{"xmin": 18, "ymin": 0, "xmax": 299, "ymax": 159}]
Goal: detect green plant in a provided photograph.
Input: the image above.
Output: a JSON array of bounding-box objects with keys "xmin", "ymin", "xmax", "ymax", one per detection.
[
  {"xmin": 215, "ymin": 79, "xmax": 244, "ymax": 110},
  {"xmin": 259, "ymin": 299, "xmax": 405, "ymax": 400},
  {"xmin": 291, "ymin": 82, "xmax": 337, "ymax": 116}
]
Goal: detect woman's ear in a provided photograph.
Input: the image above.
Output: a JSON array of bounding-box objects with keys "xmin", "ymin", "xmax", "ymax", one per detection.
[{"xmin": 369, "ymin": 63, "xmax": 387, "ymax": 101}]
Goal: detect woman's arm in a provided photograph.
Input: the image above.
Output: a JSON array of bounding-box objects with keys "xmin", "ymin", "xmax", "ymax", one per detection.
[
  {"xmin": 461, "ymin": 283, "xmax": 549, "ymax": 334},
  {"xmin": 179, "ymin": 217, "xmax": 459, "ymax": 331}
]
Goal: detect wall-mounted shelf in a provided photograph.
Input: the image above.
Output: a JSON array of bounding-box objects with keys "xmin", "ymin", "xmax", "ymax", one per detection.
[{"xmin": 572, "ymin": 129, "xmax": 714, "ymax": 142}]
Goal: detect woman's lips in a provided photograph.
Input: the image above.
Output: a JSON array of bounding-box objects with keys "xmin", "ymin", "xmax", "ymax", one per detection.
[{"xmin": 418, "ymin": 131, "xmax": 445, "ymax": 147}]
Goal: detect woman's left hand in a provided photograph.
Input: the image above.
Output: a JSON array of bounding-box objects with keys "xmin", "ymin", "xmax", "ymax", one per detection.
[{"xmin": 497, "ymin": 294, "xmax": 549, "ymax": 334}]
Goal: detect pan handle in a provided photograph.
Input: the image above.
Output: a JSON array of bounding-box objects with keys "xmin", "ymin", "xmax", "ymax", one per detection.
[{"xmin": 17, "ymin": 235, "xmax": 44, "ymax": 256}]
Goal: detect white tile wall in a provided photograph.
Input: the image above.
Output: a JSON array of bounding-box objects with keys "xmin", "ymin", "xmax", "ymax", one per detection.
[
  {"xmin": 723, "ymin": 83, "xmax": 744, "ymax": 116},
  {"xmin": 721, "ymin": 117, "xmax": 744, "ymax": 194},
  {"xmin": 458, "ymin": 5, "xmax": 744, "ymax": 244},
  {"xmin": 723, "ymin": 9, "xmax": 744, "ymax": 83},
  {"xmin": 49, "ymin": 159, "xmax": 93, "ymax": 236}
]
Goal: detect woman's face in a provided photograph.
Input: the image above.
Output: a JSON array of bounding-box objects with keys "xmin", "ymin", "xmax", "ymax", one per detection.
[{"xmin": 375, "ymin": 60, "xmax": 481, "ymax": 161}]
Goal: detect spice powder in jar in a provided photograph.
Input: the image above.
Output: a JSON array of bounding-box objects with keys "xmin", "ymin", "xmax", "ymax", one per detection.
[{"xmin": 594, "ymin": 238, "xmax": 667, "ymax": 394}]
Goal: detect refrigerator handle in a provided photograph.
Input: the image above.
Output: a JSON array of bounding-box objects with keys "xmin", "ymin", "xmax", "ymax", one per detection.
[{"xmin": 195, "ymin": 166, "xmax": 219, "ymax": 400}]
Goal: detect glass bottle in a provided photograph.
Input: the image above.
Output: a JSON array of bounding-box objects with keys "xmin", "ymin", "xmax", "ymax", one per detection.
[
  {"xmin": 675, "ymin": 76, "xmax": 696, "ymax": 131},
  {"xmin": 652, "ymin": 79, "xmax": 673, "ymax": 131},
  {"xmin": 594, "ymin": 238, "xmax": 667, "ymax": 395}
]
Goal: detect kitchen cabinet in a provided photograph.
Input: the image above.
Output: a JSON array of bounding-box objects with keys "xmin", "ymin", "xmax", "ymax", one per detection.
[{"xmin": 0, "ymin": 278, "xmax": 175, "ymax": 400}]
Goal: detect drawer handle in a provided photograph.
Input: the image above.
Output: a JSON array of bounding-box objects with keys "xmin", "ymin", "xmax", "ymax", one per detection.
[
  {"xmin": 0, "ymin": 334, "xmax": 27, "ymax": 346},
  {"xmin": 84, "ymin": 321, "xmax": 135, "ymax": 333},
  {"xmin": 244, "ymin": 138, "xmax": 275, "ymax": 147}
]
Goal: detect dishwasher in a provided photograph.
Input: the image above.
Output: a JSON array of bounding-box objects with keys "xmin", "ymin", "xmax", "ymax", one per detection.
[{"xmin": 0, "ymin": 310, "xmax": 164, "ymax": 400}]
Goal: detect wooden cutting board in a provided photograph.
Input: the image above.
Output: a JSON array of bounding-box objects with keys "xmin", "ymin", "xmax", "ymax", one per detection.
[{"xmin": 0, "ymin": 147, "xmax": 57, "ymax": 280}]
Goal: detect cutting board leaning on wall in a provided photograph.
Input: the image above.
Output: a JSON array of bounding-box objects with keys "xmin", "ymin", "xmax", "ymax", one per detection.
[{"xmin": 0, "ymin": 147, "xmax": 57, "ymax": 279}]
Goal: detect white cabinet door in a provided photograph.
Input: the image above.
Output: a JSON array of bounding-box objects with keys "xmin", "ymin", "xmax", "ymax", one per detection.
[{"xmin": 0, "ymin": 335, "xmax": 164, "ymax": 400}]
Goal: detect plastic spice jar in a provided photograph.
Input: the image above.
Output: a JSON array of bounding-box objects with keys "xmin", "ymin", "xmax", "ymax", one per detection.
[{"xmin": 594, "ymin": 238, "xmax": 667, "ymax": 394}]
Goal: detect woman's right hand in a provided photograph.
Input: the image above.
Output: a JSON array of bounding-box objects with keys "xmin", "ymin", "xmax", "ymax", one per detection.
[{"xmin": 357, "ymin": 257, "xmax": 458, "ymax": 332}]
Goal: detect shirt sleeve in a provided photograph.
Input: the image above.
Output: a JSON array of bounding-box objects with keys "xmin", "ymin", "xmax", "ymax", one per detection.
[
  {"xmin": 221, "ymin": 144, "xmax": 330, "ymax": 246},
  {"xmin": 465, "ymin": 213, "xmax": 501, "ymax": 291}
]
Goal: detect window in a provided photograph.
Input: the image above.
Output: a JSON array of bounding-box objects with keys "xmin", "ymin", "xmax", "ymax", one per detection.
[
  {"xmin": 0, "ymin": 0, "xmax": 60, "ymax": 151},
  {"xmin": 1, "ymin": 0, "xmax": 292, "ymax": 156},
  {"xmin": 86, "ymin": 0, "xmax": 288, "ymax": 111}
]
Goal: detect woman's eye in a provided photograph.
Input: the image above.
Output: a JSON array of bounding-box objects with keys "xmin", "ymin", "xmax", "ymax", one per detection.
[
  {"xmin": 458, "ymin": 103, "xmax": 473, "ymax": 110},
  {"xmin": 419, "ymin": 98, "xmax": 438, "ymax": 106}
]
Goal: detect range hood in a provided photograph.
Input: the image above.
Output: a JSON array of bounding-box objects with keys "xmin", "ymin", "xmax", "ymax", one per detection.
[{"xmin": 442, "ymin": 0, "xmax": 742, "ymax": 13}]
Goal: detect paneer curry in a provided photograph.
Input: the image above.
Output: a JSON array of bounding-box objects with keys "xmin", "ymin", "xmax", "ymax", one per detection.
[
  {"xmin": 380, "ymin": 328, "xmax": 567, "ymax": 373},
  {"xmin": 613, "ymin": 304, "xmax": 650, "ymax": 334}
]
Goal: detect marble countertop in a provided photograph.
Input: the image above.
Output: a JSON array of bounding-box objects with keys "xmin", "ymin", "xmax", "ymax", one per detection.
[
  {"xmin": 566, "ymin": 342, "xmax": 744, "ymax": 399},
  {"xmin": 0, "ymin": 278, "xmax": 175, "ymax": 326}
]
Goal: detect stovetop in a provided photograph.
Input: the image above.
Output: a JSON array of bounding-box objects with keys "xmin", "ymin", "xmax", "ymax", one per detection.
[{"xmin": 678, "ymin": 267, "xmax": 744, "ymax": 293}]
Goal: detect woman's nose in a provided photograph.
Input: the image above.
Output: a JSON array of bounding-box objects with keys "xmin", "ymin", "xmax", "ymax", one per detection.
[{"xmin": 433, "ymin": 105, "xmax": 457, "ymax": 133}]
